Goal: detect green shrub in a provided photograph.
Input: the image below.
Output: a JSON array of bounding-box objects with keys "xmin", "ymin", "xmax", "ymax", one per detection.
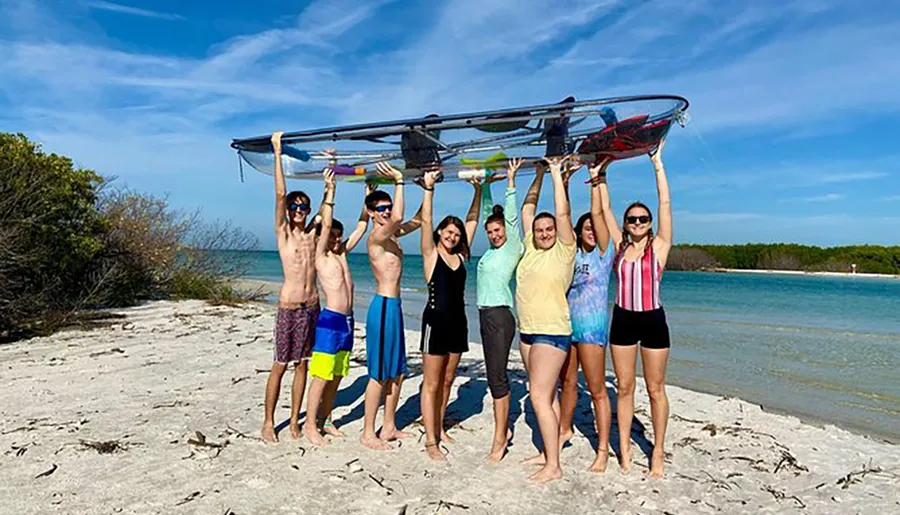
[{"xmin": 1, "ymin": 133, "xmax": 260, "ymax": 342}]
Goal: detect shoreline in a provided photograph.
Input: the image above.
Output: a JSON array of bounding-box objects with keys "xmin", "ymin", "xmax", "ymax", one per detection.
[
  {"xmin": 706, "ymin": 268, "xmax": 899, "ymax": 279},
  {"xmin": 1, "ymin": 300, "xmax": 896, "ymax": 514}
]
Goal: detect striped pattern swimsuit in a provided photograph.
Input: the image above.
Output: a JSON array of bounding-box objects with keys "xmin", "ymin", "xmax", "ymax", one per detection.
[{"xmin": 615, "ymin": 242, "xmax": 662, "ymax": 312}]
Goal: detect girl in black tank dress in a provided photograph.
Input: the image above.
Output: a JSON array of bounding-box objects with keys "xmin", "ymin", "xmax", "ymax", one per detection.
[{"xmin": 417, "ymin": 169, "xmax": 481, "ymax": 461}]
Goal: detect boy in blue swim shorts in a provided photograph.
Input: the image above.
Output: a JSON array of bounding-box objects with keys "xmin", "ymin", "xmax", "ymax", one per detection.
[
  {"xmin": 360, "ymin": 162, "xmax": 422, "ymax": 450},
  {"xmin": 302, "ymin": 168, "xmax": 373, "ymax": 446}
]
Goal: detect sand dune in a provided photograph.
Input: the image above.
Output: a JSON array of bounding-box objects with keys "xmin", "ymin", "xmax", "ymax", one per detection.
[{"xmin": 1, "ymin": 300, "xmax": 897, "ymax": 514}]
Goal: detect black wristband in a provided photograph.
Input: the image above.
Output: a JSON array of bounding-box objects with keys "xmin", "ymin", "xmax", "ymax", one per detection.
[{"xmin": 423, "ymin": 186, "xmax": 434, "ymax": 191}]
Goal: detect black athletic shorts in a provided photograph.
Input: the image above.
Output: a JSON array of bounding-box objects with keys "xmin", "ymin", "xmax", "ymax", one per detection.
[
  {"xmin": 609, "ymin": 305, "xmax": 671, "ymax": 349},
  {"xmin": 420, "ymin": 309, "xmax": 469, "ymax": 355}
]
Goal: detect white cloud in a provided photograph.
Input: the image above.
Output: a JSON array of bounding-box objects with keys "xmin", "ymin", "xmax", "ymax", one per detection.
[
  {"xmin": 86, "ymin": 1, "xmax": 183, "ymax": 21},
  {"xmin": 798, "ymin": 193, "xmax": 844, "ymax": 202}
]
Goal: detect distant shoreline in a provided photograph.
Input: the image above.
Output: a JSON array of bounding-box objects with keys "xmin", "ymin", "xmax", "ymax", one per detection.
[{"xmin": 706, "ymin": 268, "xmax": 900, "ymax": 279}]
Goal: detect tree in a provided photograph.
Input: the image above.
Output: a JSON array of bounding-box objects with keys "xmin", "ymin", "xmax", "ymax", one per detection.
[{"xmin": 0, "ymin": 134, "xmax": 106, "ymax": 339}]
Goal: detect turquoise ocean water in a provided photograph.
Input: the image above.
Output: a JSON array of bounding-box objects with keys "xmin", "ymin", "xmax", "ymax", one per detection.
[{"xmin": 244, "ymin": 251, "xmax": 900, "ymax": 441}]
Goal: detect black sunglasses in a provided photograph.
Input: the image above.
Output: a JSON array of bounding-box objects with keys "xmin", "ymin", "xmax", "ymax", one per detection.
[
  {"xmin": 373, "ymin": 204, "xmax": 393, "ymax": 213},
  {"xmin": 626, "ymin": 215, "xmax": 651, "ymax": 224},
  {"xmin": 289, "ymin": 202, "xmax": 311, "ymax": 213}
]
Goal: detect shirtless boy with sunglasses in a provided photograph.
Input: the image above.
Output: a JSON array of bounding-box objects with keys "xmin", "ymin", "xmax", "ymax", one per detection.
[{"xmin": 261, "ymin": 131, "xmax": 321, "ymax": 443}]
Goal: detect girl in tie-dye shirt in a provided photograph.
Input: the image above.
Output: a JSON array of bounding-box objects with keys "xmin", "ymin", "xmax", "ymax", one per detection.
[{"xmin": 561, "ymin": 157, "xmax": 615, "ymax": 473}]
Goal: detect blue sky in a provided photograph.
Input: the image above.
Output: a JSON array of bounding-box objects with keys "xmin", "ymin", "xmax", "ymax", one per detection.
[{"xmin": 1, "ymin": 0, "xmax": 899, "ymax": 252}]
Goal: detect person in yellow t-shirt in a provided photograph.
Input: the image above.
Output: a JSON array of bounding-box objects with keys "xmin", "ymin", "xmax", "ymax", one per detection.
[{"xmin": 515, "ymin": 155, "xmax": 577, "ymax": 484}]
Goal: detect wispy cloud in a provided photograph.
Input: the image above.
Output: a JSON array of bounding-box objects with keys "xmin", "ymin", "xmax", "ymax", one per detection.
[
  {"xmin": 818, "ymin": 172, "xmax": 888, "ymax": 184},
  {"xmin": 798, "ymin": 193, "xmax": 844, "ymax": 202},
  {"xmin": 878, "ymin": 194, "xmax": 900, "ymax": 202},
  {"xmin": 86, "ymin": 1, "xmax": 183, "ymax": 21}
]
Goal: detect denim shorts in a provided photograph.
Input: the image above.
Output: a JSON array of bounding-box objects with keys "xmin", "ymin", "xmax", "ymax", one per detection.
[{"xmin": 520, "ymin": 333, "xmax": 572, "ymax": 353}]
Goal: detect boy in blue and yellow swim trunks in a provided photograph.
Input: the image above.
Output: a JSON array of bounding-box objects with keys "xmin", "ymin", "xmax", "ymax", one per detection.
[{"xmin": 302, "ymin": 169, "xmax": 373, "ymax": 446}]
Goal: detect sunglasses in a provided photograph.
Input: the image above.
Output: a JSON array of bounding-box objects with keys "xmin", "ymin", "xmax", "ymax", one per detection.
[
  {"xmin": 373, "ymin": 204, "xmax": 393, "ymax": 213},
  {"xmin": 626, "ymin": 215, "xmax": 651, "ymax": 224},
  {"xmin": 289, "ymin": 202, "xmax": 311, "ymax": 213}
]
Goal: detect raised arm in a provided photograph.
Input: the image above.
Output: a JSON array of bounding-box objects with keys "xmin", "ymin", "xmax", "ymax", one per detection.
[
  {"xmin": 272, "ymin": 132, "xmax": 288, "ymax": 233},
  {"xmin": 521, "ymin": 161, "xmax": 546, "ymax": 233},
  {"xmin": 398, "ymin": 202, "xmax": 423, "ymax": 237},
  {"xmin": 548, "ymin": 156, "xmax": 575, "ymax": 246},
  {"xmin": 371, "ymin": 162, "xmax": 405, "ymax": 241},
  {"xmin": 588, "ymin": 158, "xmax": 612, "ymax": 253},
  {"xmin": 343, "ymin": 183, "xmax": 375, "ymax": 252},
  {"xmin": 420, "ymin": 171, "xmax": 439, "ymax": 276},
  {"xmin": 464, "ymin": 180, "xmax": 482, "ymax": 247},
  {"xmin": 561, "ymin": 158, "xmax": 580, "ymax": 218},
  {"xmin": 597, "ymin": 164, "xmax": 623, "ymax": 249},
  {"xmin": 504, "ymin": 158, "xmax": 522, "ymax": 238},
  {"xmin": 651, "ymin": 139, "xmax": 673, "ymax": 265},
  {"xmin": 315, "ymin": 168, "xmax": 336, "ymax": 257}
]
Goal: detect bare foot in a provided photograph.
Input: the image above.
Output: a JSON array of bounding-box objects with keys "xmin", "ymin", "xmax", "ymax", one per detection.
[
  {"xmin": 486, "ymin": 444, "xmax": 506, "ymax": 464},
  {"xmin": 323, "ymin": 424, "xmax": 345, "ymax": 438},
  {"xmin": 522, "ymin": 453, "xmax": 546, "ymax": 466},
  {"xmin": 440, "ymin": 430, "xmax": 455, "ymax": 444},
  {"xmin": 380, "ymin": 429, "xmax": 412, "ymax": 441},
  {"xmin": 647, "ymin": 451, "xmax": 665, "ymax": 478},
  {"xmin": 303, "ymin": 424, "xmax": 329, "ymax": 446},
  {"xmin": 289, "ymin": 423, "xmax": 301, "ymax": 440},
  {"xmin": 529, "ymin": 464, "xmax": 562, "ymax": 484},
  {"xmin": 261, "ymin": 424, "xmax": 278, "ymax": 443},
  {"xmin": 588, "ymin": 450, "xmax": 609, "ymax": 473},
  {"xmin": 618, "ymin": 446, "xmax": 632, "ymax": 474},
  {"xmin": 486, "ymin": 430, "xmax": 511, "ymax": 463},
  {"xmin": 559, "ymin": 429, "xmax": 574, "ymax": 446},
  {"xmin": 425, "ymin": 442, "xmax": 445, "ymax": 461},
  {"xmin": 360, "ymin": 433, "xmax": 391, "ymax": 451}
]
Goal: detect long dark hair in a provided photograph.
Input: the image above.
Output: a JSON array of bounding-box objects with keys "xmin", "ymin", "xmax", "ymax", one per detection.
[
  {"xmin": 434, "ymin": 215, "xmax": 470, "ymax": 259},
  {"xmin": 574, "ymin": 212, "xmax": 592, "ymax": 252},
  {"xmin": 619, "ymin": 201, "xmax": 654, "ymax": 254},
  {"xmin": 484, "ymin": 204, "xmax": 504, "ymax": 229}
]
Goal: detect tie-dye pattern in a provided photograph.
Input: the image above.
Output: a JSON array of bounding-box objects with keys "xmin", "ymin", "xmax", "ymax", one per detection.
[{"xmin": 567, "ymin": 244, "xmax": 615, "ymax": 344}]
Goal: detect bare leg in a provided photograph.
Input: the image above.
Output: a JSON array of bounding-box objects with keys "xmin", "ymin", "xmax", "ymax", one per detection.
[
  {"xmin": 558, "ymin": 345, "xmax": 579, "ymax": 445},
  {"xmin": 611, "ymin": 344, "xmax": 638, "ymax": 474},
  {"xmin": 320, "ymin": 376, "xmax": 345, "ymax": 437},
  {"xmin": 487, "ymin": 394, "xmax": 511, "ymax": 463},
  {"xmin": 519, "ymin": 342, "xmax": 546, "ymax": 465},
  {"xmin": 527, "ymin": 344, "xmax": 568, "ymax": 483},
  {"xmin": 439, "ymin": 352, "xmax": 462, "ymax": 443},
  {"xmin": 288, "ymin": 360, "xmax": 309, "ymax": 439},
  {"xmin": 422, "ymin": 354, "xmax": 448, "ymax": 461},
  {"xmin": 361, "ymin": 378, "xmax": 390, "ymax": 450},
  {"xmin": 519, "ymin": 341, "xmax": 532, "ymax": 372},
  {"xmin": 578, "ymin": 343, "xmax": 611, "ymax": 473},
  {"xmin": 262, "ymin": 362, "xmax": 288, "ymax": 443},
  {"xmin": 641, "ymin": 347, "xmax": 670, "ymax": 479},
  {"xmin": 302, "ymin": 376, "xmax": 329, "ymax": 446},
  {"xmin": 381, "ymin": 376, "xmax": 412, "ymax": 441},
  {"xmin": 523, "ymin": 388, "xmax": 562, "ymax": 466}
]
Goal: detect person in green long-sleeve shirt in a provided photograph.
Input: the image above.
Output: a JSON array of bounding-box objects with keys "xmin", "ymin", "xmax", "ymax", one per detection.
[{"xmin": 475, "ymin": 157, "xmax": 525, "ymax": 463}]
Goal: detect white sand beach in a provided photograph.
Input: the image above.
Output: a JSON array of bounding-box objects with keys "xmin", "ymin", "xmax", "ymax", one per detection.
[{"xmin": 1, "ymin": 300, "xmax": 898, "ymax": 514}]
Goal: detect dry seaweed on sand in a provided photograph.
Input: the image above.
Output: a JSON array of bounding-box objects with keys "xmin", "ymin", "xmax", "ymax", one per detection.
[
  {"xmin": 78, "ymin": 439, "xmax": 142, "ymax": 454},
  {"xmin": 34, "ymin": 463, "xmax": 58, "ymax": 479}
]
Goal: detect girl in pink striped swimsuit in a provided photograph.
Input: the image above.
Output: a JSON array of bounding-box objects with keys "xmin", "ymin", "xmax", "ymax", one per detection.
[{"xmin": 597, "ymin": 138, "xmax": 673, "ymax": 479}]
